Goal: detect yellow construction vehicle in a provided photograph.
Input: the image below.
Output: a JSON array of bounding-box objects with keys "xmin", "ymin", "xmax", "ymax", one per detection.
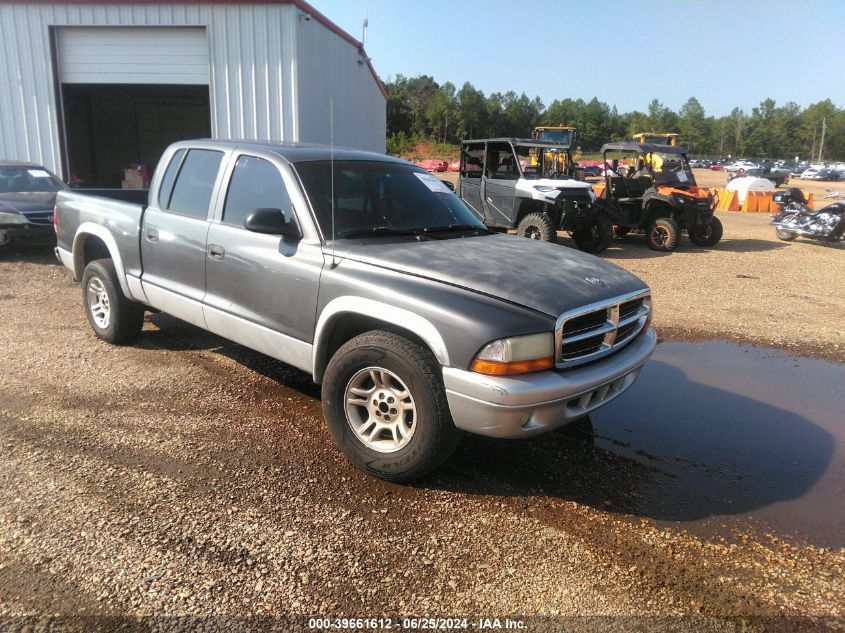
[
  {"xmin": 530, "ymin": 125, "xmax": 578, "ymax": 174},
  {"xmin": 632, "ymin": 132, "xmax": 679, "ymax": 146}
]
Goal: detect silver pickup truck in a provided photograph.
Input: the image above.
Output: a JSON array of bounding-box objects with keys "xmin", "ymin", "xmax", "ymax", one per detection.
[{"xmin": 54, "ymin": 140, "xmax": 656, "ymax": 482}]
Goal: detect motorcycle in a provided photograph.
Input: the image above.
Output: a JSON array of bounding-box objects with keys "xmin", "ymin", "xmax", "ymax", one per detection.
[{"xmin": 770, "ymin": 187, "xmax": 845, "ymax": 243}]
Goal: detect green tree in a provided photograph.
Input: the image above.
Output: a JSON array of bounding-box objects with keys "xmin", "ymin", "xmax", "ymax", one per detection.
[
  {"xmin": 678, "ymin": 97, "xmax": 709, "ymax": 154},
  {"xmin": 455, "ymin": 82, "xmax": 486, "ymax": 140}
]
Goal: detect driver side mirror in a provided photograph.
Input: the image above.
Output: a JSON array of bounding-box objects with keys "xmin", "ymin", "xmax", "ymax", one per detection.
[{"xmin": 244, "ymin": 207, "xmax": 302, "ymax": 240}]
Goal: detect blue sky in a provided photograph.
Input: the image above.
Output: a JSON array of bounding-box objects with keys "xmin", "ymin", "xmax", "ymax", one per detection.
[{"xmin": 310, "ymin": 0, "xmax": 844, "ymax": 116}]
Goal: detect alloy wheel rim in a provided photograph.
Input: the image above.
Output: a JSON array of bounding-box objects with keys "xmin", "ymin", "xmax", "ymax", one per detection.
[
  {"xmin": 86, "ymin": 276, "xmax": 111, "ymax": 329},
  {"xmin": 651, "ymin": 226, "xmax": 669, "ymax": 247},
  {"xmin": 344, "ymin": 367, "xmax": 416, "ymax": 453}
]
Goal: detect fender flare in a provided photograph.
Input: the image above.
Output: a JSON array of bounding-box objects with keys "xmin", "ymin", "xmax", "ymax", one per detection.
[
  {"xmin": 72, "ymin": 223, "xmax": 131, "ymax": 296},
  {"xmin": 642, "ymin": 194, "xmax": 676, "ymax": 217},
  {"xmin": 312, "ymin": 296, "xmax": 451, "ymax": 383}
]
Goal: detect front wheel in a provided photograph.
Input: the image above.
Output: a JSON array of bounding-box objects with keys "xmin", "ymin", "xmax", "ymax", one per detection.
[
  {"xmin": 322, "ymin": 331, "xmax": 462, "ymax": 482},
  {"xmin": 516, "ymin": 212, "xmax": 556, "ymax": 242},
  {"xmin": 572, "ymin": 215, "xmax": 613, "ymax": 254},
  {"xmin": 646, "ymin": 217, "xmax": 681, "ymax": 251},
  {"xmin": 688, "ymin": 216, "xmax": 724, "ymax": 247},
  {"xmin": 81, "ymin": 259, "xmax": 145, "ymax": 344}
]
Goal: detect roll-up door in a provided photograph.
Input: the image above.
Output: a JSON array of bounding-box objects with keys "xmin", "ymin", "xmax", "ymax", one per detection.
[{"xmin": 56, "ymin": 26, "xmax": 209, "ymax": 85}]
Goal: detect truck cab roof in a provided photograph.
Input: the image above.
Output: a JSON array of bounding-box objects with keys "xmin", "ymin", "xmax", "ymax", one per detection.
[{"xmin": 171, "ymin": 139, "xmax": 408, "ymax": 166}]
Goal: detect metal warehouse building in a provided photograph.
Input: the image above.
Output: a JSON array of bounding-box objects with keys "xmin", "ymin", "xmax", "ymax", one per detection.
[{"xmin": 0, "ymin": 0, "xmax": 387, "ymax": 187}]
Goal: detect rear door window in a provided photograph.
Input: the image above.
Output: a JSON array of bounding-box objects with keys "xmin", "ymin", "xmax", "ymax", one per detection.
[
  {"xmin": 166, "ymin": 149, "xmax": 224, "ymax": 219},
  {"xmin": 222, "ymin": 155, "xmax": 292, "ymax": 228},
  {"xmin": 157, "ymin": 148, "xmax": 186, "ymax": 209}
]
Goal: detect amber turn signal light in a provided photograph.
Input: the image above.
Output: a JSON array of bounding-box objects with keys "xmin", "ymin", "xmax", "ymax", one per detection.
[{"xmin": 470, "ymin": 356, "xmax": 554, "ymax": 376}]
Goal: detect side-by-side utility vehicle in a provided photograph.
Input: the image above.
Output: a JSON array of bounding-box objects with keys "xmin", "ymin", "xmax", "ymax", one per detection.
[
  {"xmin": 593, "ymin": 142, "xmax": 723, "ymax": 251},
  {"xmin": 54, "ymin": 140, "xmax": 655, "ymax": 482},
  {"xmin": 457, "ymin": 138, "xmax": 613, "ymax": 253}
]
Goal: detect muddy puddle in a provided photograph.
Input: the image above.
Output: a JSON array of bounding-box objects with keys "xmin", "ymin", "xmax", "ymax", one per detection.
[{"xmin": 588, "ymin": 340, "xmax": 844, "ymax": 547}]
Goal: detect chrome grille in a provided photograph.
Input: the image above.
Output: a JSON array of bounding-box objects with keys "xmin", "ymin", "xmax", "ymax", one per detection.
[{"xmin": 555, "ymin": 290, "xmax": 651, "ymax": 368}]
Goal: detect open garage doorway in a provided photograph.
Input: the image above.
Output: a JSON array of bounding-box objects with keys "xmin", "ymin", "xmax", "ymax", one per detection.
[{"xmin": 62, "ymin": 84, "xmax": 211, "ymax": 188}]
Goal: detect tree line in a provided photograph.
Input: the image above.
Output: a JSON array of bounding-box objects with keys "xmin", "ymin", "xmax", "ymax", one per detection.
[{"xmin": 385, "ymin": 74, "xmax": 843, "ymax": 161}]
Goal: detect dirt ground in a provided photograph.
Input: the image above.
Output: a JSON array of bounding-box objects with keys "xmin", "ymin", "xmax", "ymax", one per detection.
[{"xmin": 1, "ymin": 212, "xmax": 844, "ymax": 630}]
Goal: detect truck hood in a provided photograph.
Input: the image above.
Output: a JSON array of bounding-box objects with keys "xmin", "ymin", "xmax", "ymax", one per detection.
[
  {"xmin": 333, "ymin": 234, "xmax": 647, "ymax": 318},
  {"xmin": 0, "ymin": 192, "xmax": 59, "ymax": 213}
]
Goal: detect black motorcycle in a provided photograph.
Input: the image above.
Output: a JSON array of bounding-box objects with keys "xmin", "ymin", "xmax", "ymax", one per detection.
[{"xmin": 771, "ymin": 188, "xmax": 845, "ymax": 243}]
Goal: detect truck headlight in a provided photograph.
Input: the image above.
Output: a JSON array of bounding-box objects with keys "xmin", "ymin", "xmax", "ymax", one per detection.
[
  {"xmin": 470, "ymin": 332, "xmax": 554, "ymax": 376},
  {"xmin": 0, "ymin": 211, "xmax": 28, "ymax": 225},
  {"xmin": 533, "ymin": 186, "xmax": 556, "ymax": 192}
]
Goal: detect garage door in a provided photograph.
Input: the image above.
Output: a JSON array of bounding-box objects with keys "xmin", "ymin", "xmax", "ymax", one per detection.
[{"xmin": 56, "ymin": 27, "xmax": 209, "ymax": 85}]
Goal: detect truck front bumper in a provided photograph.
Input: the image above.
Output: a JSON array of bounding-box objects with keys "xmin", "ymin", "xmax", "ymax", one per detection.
[{"xmin": 443, "ymin": 328, "xmax": 656, "ymax": 438}]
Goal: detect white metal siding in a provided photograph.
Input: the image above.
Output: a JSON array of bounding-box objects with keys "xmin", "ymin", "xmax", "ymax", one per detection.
[
  {"xmin": 56, "ymin": 26, "xmax": 210, "ymax": 85},
  {"xmin": 0, "ymin": 2, "xmax": 386, "ymax": 178},
  {"xmin": 296, "ymin": 17, "xmax": 387, "ymax": 154}
]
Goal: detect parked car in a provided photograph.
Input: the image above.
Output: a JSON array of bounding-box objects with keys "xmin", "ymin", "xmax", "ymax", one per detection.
[
  {"xmin": 725, "ymin": 160, "xmax": 758, "ymax": 173},
  {"xmin": 800, "ymin": 168, "xmax": 822, "ymax": 180},
  {"xmin": 791, "ymin": 162, "xmax": 810, "ymax": 176},
  {"xmin": 579, "ymin": 165, "xmax": 602, "ymax": 178},
  {"xmin": 418, "ymin": 158, "xmax": 448, "ymax": 172},
  {"xmin": 54, "ymin": 140, "xmax": 656, "ymax": 482},
  {"xmin": 0, "ymin": 161, "xmax": 67, "ymax": 247}
]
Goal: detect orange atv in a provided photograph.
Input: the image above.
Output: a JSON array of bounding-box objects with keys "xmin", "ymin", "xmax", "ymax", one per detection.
[{"xmin": 592, "ymin": 142, "xmax": 722, "ymax": 251}]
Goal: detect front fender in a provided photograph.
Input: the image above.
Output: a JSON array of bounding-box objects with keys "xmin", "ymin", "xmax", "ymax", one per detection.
[{"xmin": 312, "ymin": 296, "xmax": 451, "ymax": 383}]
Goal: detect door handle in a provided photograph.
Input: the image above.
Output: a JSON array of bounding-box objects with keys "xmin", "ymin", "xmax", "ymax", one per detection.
[
  {"xmin": 207, "ymin": 244, "xmax": 226, "ymax": 261},
  {"xmin": 145, "ymin": 228, "xmax": 159, "ymax": 242}
]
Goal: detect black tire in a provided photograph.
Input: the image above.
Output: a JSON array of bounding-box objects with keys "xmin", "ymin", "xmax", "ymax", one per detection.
[
  {"xmin": 688, "ymin": 215, "xmax": 724, "ymax": 247},
  {"xmin": 81, "ymin": 259, "xmax": 145, "ymax": 344},
  {"xmin": 516, "ymin": 212, "xmax": 556, "ymax": 242},
  {"xmin": 322, "ymin": 331, "xmax": 462, "ymax": 482},
  {"xmin": 775, "ymin": 226, "xmax": 799, "ymax": 241},
  {"xmin": 572, "ymin": 214, "xmax": 613, "ymax": 254},
  {"xmin": 646, "ymin": 217, "xmax": 681, "ymax": 251},
  {"xmin": 612, "ymin": 225, "xmax": 631, "ymax": 239}
]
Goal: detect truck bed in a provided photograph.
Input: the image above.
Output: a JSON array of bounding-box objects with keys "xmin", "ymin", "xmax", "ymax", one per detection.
[{"xmin": 54, "ymin": 188, "xmax": 149, "ymax": 282}]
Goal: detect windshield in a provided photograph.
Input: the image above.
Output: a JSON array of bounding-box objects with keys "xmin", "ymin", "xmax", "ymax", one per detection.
[
  {"xmin": 537, "ymin": 129, "xmax": 574, "ymax": 145},
  {"xmin": 515, "ymin": 145, "xmax": 572, "ymax": 180},
  {"xmin": 294, "ymin": 160, "xmax": 485, "ymax": 239},
  {"xmin": 648, "ymin": 152, "xmax": 695, "ymax": 186},
  {"xmin": 0, "ymin": 166, "xmax": 65, "ymax": 193}
]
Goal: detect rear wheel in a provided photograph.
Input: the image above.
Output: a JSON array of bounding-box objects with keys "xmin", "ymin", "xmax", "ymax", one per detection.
[
  {"xmin": 688, "ymin": 216, "xmax": 724, "ymax": 247},
  {"xmin": 775, "ymin": 226, "xmax": 799, "ymax": 241},
  {"xmin": 322, "ymin": 331, "xmax": 462, "ymax": 482},
  {"xmin": 81, "ymin": 259, "xmax": 145, "ymax": 344},
  {"xmin": 516, "ymin": 212, "xmax": 556, "ymax": 242},
  {"xmin": 572, "ymin": 215, "xmax": 612, "ymax": 254},
  {"xmin": 646, "ymin": 217, "xmax": 681, "ymax": 251}
]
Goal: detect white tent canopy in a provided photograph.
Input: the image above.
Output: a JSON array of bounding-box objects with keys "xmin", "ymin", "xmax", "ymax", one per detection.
[{"xmin": 726, "ymin": 177, "xmax": 775, "ymax": 203}]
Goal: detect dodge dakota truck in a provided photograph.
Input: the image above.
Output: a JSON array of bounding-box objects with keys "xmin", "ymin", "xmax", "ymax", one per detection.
[{"xmin": 54, "ymin": 140, "xmax": 656, "ymax": 482}]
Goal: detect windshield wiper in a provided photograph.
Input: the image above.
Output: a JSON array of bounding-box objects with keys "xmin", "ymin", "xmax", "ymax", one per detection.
[
  {"xmin": 422, "ymin": 224, "xmax": 492, "ymax": 234},
  {"xmin": 335, "ymin": 226, "xmax": 426, "ymax": 239}
]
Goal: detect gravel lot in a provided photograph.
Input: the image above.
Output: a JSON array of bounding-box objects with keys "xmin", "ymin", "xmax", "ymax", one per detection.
[{"xmin": 1, "ymin": 210, "xmax": 843, "ymax": 631}]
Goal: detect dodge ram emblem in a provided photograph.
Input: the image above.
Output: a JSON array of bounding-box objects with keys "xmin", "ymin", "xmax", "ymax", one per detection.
[{"xmin": 584, "ymin": 276, "xmax": 603, "ymax": 285}]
